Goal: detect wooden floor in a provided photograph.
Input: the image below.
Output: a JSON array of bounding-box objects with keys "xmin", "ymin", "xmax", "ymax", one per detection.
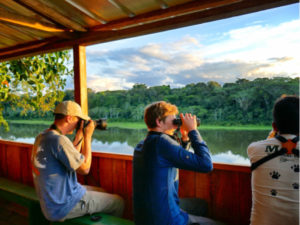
[{"xmin": 0, "ymin": 199, "xmax": 28, "ymax": 225}]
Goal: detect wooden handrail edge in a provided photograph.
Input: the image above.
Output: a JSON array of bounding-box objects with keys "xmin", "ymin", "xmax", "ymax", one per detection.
[
  {"xmin": 0, "ymin": 139, "xmax": 250, "ymax": 172},
  {"xmin": 0, "ymin": 139, "xmax": 33, "ymax": 148},
  {"xmin": 212, "ymin": 161, "xmax": 251, "ymax": 173}
]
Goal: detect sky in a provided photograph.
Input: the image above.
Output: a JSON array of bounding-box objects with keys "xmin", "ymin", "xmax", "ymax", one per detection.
[{"xmin": 67, "ymin": 3, "xmax": 300, "ymax": 92}]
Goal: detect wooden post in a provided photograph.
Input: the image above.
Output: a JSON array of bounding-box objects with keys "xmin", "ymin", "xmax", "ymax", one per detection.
[{"xmin": 73, "ymin": 44, "xmax": 88, "ymax": 115}]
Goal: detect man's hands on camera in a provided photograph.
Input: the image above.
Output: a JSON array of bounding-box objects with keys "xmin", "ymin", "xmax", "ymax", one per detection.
[
  {"xmin": 76, "ymin": 120, "xmax": 95, "ymax": 137},
  {"xmin": 74, "ymin": 119, "xmax": 95, "ymax": 148},
  {"xmin": 83, "ymin": 120, "xmax": 96, "ymax": 138},
  {"xmin": 75, "ymin": 120, "xmax": 95, "ymax": 174}
]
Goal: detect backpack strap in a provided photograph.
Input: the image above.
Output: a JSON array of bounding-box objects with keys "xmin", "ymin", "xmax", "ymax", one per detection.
[
  {"xmin": 275, "ymin": 135, "xmax": 299, "ymax": 156},
  {"xmin": 251, "ymin": 135, "xmax": 299, "ymax": 171},
  {"xmin": 250, "ymin": 148, "xmax": 286, "ymax": 171}
]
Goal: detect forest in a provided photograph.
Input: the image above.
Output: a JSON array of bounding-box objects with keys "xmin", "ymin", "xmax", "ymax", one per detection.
[{"xmin": 2, "ymin": 77, "xmax": 299, "ymax": 126}]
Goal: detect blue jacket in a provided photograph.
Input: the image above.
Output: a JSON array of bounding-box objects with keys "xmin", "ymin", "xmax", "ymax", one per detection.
[{"xmin": 133, "ymin": 130, "xmax": 213, "ymax": 225}]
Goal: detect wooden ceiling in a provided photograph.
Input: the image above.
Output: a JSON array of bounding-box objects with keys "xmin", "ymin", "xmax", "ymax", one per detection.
[{"xmin": 0, "ymin": 0, "xmax": 297, "ymax": 62}]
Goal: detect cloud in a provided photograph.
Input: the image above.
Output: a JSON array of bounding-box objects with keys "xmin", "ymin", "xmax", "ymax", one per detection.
[
  {"xmin": 169, "ymin": 36, "xmax": 201, "ymax": 51},
  {"xmin": 139, "ymin": 43, "xmax": 170, "ymax": 60},
  {"xmin": 85, "ymin": 58, "xmax": 291, "ymax": 89},
  {"xmin": 269, "ymin": 57, "xmax": 294, "ymax": 63},
  {"xmin": 87, "ymin": 75, "xmax": 134, "ymax": 92},
  {"xmin": 84, "ymin": 19, "xmax": 299, "ymax": 91},
  {"xmin": 248, "ymin": 57, "xmax": 299, "ymax": 78},
  {"xmin": 204, "ymin": 19, "xmax": 300, "ymax": 62}
]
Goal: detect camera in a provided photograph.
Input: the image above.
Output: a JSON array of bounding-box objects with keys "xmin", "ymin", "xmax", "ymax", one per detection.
[
  {"xmin": 93, "ymin": 119, "xmax": 107, "ymax": 130},
  {"xmin": 173, "ymin": 117, "xmax": 201, "ymax": 127},
  {"xmin": 77, "ymin": 118, "xmax": 107, "ymax": 131}
]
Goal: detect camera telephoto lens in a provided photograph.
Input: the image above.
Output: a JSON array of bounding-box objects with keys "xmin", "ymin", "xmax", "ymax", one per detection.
[
  {"xmin": 94, "ymin": 119, "xmax": 107, "ymax": 130},
  {"xmin": 76, "ymin": 119, "xmax": 107, "ymax": 131}
]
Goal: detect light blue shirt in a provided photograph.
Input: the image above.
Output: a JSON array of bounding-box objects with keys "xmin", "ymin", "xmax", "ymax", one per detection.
[{"xmin": 32, "ymin": 130, "xmax": 86, "ymax": 221}]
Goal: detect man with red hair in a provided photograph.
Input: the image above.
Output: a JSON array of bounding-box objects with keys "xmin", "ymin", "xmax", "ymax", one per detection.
[{"xmin": 133, "ymin": 101, "xmax": 220, "ymax": 225}]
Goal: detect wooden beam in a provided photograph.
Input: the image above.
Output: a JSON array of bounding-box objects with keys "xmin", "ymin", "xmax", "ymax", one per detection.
[
  {"xmin": 13, "ymin": 0, "xmax": 87, "ymax": 32},
  {"xmin": 109, "ymin": 0, "xmax": 136, "ymax": 18},
  {"xmin": 92, "ymin": 0, "xmax": 241, "ymax": 31},
  {"xmin": 64, "ymin": 0, "xmax": 107, "ymax": 24},
  {"xmin": 65, "ymin": 0, "xmax": 299, "ymax": 46},
  {"xmin": 154, "ymin": 0, "xmax": 169, "ymax": 9},
  {"xmin": 0, "ymin": 42, "xmax": 8, "ymax": 48},
  {"xmin": 0, "ymin": 27, "xmax": 24, "ymax": 43},
  {"xmin": 0, "ymin": 7, "xmax": 67, "ymax": 32},
  {"xmin": 0, "ymin": 33, "xmax": 17, "ymax": 46},
  {"xmin": 0, "ymin": 37, "xmax": 61, "ymax": 59},
  {"xmin": 3, "ymin": 21, "xmax": 76, "ymax": 40},
  {"xmin": 0, "ymin": 23, "xmax": 35, "ymax": 41},
  {"xmin": 73, "ymin": 45, "xmax": 88, "ymax": 116},
  {"xmin": 0, "ymin": 0, "xmax": 297, "ymax": 62}
]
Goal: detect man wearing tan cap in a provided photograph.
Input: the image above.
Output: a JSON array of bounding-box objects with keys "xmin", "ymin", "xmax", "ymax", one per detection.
[{"xmin": 31, "ymin": 101, "xmax": 124, "ymax": 221}]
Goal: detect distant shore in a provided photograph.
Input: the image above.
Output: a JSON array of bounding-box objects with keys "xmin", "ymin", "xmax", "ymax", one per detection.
[{"xmin": 7, "ymin": 119, "xmax": 271, "ymax": 130}]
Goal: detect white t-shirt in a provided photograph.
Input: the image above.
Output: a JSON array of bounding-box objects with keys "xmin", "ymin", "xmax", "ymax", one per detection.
[{"xmin": 247, "ymin": 134, "xmax": 299, "ymax": 225}]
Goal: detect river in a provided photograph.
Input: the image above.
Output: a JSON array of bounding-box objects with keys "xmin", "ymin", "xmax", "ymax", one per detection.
[{"xmin": 0, "ymin": 123, "xmax": 271, "ymax": 165}]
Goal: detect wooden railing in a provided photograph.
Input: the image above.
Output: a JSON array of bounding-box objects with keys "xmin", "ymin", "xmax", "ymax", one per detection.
[
  {"xmin": 179, "ymin": 163, "xmax": 251, "ymax": 225},
  {"xmin": 0, "ymin": 139, "xmax": 251, "ymax": 225}
]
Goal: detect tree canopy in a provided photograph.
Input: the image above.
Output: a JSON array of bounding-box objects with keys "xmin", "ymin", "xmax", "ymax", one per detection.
[
  {"xmin": 0, "ymin": 51, "xmax": 72, "ymax": 130},
  {"xmin": 84, "ymin": 77, "xmax": 299, "ymax": 125},
  {"xmin": 3, "ymin": 76, "xmax": 298, "ymax": 126}
]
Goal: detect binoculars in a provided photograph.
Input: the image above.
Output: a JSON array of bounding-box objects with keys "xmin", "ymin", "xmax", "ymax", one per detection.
[{"xmin": 173, "ymin": 117, "xmax": 200, "ymax": 127}]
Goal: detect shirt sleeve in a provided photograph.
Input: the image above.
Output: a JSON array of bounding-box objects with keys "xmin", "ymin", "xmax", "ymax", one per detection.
[
  {"xmin": 158, "ymin": 130, "xmax": 213, "ymax": 173},
  {"xmin": 54, "ymin": 135, "xmax": 85, "ymax": 171}
]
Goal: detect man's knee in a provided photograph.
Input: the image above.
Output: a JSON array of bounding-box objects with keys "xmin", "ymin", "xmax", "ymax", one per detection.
[
  {"xmin": 110, "ymin": 194, "xmax": 125, "ymax": 217},
  {"xmin": 83, "ymin": 185, "xmax": 106, "ymax": 192}
]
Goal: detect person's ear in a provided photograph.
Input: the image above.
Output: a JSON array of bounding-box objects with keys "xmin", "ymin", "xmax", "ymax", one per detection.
[
  {"xmin": 65, "ymin": 115, "xmax": 73, "ymax": 123},
  {"xmin": 156, "ymin": 118, "xmax": 162, "ymax": 128}
]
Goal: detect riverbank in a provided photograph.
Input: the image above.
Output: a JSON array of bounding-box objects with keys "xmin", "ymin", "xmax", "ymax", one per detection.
[
  {"xmin": 7, "ymin": 120, "xmax": 271, "ymax": 130},
  {"xmin": 108, "ymin": 122, "xmax": 271, "ymax": 130}
]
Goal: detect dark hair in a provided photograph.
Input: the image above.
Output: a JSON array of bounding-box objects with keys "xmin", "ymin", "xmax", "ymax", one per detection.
[
  {"xmin": 144, "ymin": 101, "xmax": 178, "ymax": 129},
  {"xmin": 273, "ymin": 95, "xmax": 299, "ymax": 134}
]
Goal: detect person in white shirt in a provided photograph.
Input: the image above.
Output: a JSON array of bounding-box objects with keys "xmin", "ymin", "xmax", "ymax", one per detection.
[{"xmin": 247, "ymin": 95, "xmax": 299, "ymax": 225}]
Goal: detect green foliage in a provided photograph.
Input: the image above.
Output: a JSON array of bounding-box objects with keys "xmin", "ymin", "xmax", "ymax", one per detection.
[
  {"xmin": 83, "ymin": 77, "xmax": 298, "ymax": 125},
  {"xmin": 0, "ymin": 51, "xmax": 72, "ymax": 130},
  {"xmin": 2, "ymin": 76, "xmax": 299, "ymax": 126}
]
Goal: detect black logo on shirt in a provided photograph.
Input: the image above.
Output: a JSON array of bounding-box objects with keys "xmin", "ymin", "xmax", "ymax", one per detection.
[
  {"xmin": 270, "ymin": 189, "xmax": 277, "ymax": 196},
  {"xmin": 270, "ymin": 171, "xmax": 281, "ymax": 179},
  {"xmin": 291, "ymin": 165, "xmax": 299, "ymax": 172},
  {"xmin": 292, "ymin": 183, "xmax": 299, "ymax": 189},
  {"xmin": 265, "ymin": 145, "xmax": 279, "ymax": 154}
]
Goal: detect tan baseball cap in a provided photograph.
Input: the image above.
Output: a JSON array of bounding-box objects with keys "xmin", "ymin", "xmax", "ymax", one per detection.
[{"xmin": 54, "ymin": 101, "xmax": 90, "ymax": 121}]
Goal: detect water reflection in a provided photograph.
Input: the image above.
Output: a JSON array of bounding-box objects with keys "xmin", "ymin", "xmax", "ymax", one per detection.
[{"xmin": 0, "ymin": 123, "xmax": 270, "ymax": 165}]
